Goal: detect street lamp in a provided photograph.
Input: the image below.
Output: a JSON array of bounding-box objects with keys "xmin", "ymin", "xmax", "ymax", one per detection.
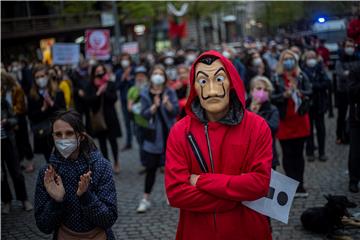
[{"xmin": 318, "ymin": 17, "xmax": 326, "ymax": 23}]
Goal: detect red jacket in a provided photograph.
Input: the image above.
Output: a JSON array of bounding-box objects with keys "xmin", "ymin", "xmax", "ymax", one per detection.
[
  {"xmin": 165, "ymin": 50, "xmax": 272, "ymax": 240},
  {"xmin": 347, "ymin": 18, "xmax": 360, "ymax": 45},
  {"xmin": 276, "ymin": 75, "xmax": 310, "ymax": 140}
]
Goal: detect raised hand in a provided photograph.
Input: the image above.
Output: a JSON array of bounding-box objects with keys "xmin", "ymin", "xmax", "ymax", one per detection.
[
  {"xmin": 96, "ymin": 84, "xmax": 107, "ymax": 96},
  {"xmin": 162, "ymin": 94, "xmax": 169, "ymax": 105},
  {"xmin": 76, "ymin": 171, "xmax": 92, "ymax": 197},
  {"xmin": 154, "ymin": 95, "xmax": 161, "ymax": 107},
  {"xmin": 44, "ymin": 165, "xmax": 65, "ymax": 202}
]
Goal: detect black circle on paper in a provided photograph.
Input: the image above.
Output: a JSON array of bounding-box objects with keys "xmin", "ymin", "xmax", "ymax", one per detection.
[{"xmin": 277, "ymin": 191, "xmax": 288, "ymax": 206}]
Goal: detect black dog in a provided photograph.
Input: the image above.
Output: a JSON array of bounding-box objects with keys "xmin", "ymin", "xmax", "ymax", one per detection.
[{"xmin": 301, "ymin": 195, "xmax": 357, "ymax": 234}]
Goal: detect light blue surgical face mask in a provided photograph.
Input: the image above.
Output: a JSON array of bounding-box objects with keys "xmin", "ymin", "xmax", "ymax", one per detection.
[
  {"xmin": 283, "ymin": 58, "xmax": 296, "ymax": 71},
  {"xmin": 55, "ymin": 139, "xmax": 78, "ymax": 159}
]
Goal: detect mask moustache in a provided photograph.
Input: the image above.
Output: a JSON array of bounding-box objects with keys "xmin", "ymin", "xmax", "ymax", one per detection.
[
  {"xmin": 252, "ymin": 89, "xmax": 269, "ymax": 103},
  {"xmin": 55, "ymin": 139, "xmax": 78, "ymax": 159},
  {"xmin": 151, "ymin": 74, "xmax": 165, "ymax": 85}
]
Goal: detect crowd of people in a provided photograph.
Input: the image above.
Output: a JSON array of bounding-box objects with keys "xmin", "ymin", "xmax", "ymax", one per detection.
[{"xmin": 1, "ymin": 33, "xmax": 359, "ymax": 237}]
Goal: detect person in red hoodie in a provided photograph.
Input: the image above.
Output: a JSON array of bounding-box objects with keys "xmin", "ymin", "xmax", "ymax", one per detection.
[{"xmin": 165, "ymin": 50, "xmax": 273, "ymax": 240}]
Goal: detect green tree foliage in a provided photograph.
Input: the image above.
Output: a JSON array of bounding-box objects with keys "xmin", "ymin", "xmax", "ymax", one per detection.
[
  {"xmin": 62, "ymin": 1, "xmax": 96, "ymax": 14},
  {"xmin": 259, "ymin": 1, "xmax": 356, "ymax": 33},
  {"xmin": 44, "ymin": 1, "xmax": 97, "ymax": 15},
  {"xmin": 118, "ymin": 1, "xmax": 167, "ymax": 23},
  {"xmin": 259, "ymin": 2, "xmax": 305, "ymax": 31},
  {"xmin": 117, "ymin": 1, "xmax": 232, "ymax": 22}
]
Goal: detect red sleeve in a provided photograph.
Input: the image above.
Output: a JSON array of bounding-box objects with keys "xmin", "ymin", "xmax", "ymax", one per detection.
[
  {"xmin": 348, "ymin": 20, "xmax": 360, "ymax": 40},
  {"xmin": 196, "ymin": 120, "xmax": 272, "ymax": 202},
  {"xmin": 165, "ymin": 124, "xmax": 238, "ymax": 213}
]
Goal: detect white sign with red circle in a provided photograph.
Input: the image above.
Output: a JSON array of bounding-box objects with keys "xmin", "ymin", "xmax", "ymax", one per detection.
[{"xmin": 85, "ymin": 29, "xmax": 110, "ymax": 60}]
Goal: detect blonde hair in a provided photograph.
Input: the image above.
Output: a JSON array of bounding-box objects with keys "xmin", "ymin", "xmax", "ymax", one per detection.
[
  {"xmin": 250, "ymin": 76, "xmax": 274, "ymax": 93},
  {"xmin": 275, "ymin": 49, "xmax": 301, "ymax": 75},
  {"xmin": 30, "ymin": 65, "xmax": 58, "ymax": 100},
  {"xmin": 303, "ymin": 50, "xmax": 318, "ymax": 61}
]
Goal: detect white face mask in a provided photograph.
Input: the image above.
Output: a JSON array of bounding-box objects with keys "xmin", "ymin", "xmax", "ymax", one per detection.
[
  {"xmin": 89, "ymin": 59, "xmax": 97, "ymax": 66},
  {"xmin": 306, "ymin": 59, "xmax": 317, "ymax": 68},
  {"xmin": 131, "ymin": 102, "xmax": 142, "ymax": 115},
  {"xmin": 121, "ymin": 59, "xmax": 130, "ymax": 68},
  {"xmin": 151, "ymin": 74, "xmax": 165, "ymax": 85},
  {"xmin": 345, "ymin": 47, "xmax": 355, "ymax": 56},
  {"xmin": 252, "ymin": 57, "xmax": 263, "ymax": 67},
  {"xmin": 55, "ymin": 139, "xmax": 78, "ymax": 159},
  {"xmin": 164, "ymin": 58, "xmax": 174, "ymax": 66},
  {"xmin": 186, "ymin": 54, "xmax": 197, "ymax": 63},
  {"xmin": 36, "ymin": 77, "xmax": 48, "ymax": 89},
  {"xmin": 222, "ymin": 51, "xmax": 231, "ymax": 59}
]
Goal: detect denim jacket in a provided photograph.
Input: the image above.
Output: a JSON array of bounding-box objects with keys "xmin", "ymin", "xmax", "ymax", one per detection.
[{"xmin": 140, "ymin": 86, "xmax": 179, "ymax": 154}]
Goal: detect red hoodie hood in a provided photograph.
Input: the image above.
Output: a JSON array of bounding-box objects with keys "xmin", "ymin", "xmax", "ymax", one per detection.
[{"xmin": 185, "ymin": 50, "xmax": 246, "ymax": 119}]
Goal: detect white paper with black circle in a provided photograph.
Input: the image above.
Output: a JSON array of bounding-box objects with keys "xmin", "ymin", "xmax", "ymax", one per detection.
[{"xmin": 242, "ymin": 170, "xmax": 299, "ymax": 224}]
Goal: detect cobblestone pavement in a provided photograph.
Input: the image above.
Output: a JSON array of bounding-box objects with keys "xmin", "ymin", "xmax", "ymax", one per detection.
[{"xmin": 1, "ymin": 115, "xmax": 360, "ymax": 240}]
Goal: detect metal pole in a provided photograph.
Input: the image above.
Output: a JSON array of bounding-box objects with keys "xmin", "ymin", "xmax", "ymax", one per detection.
[
  {"xmin": 26, "ymin": 1, "xmax": 31, "ymax": 17},
  {"xmin": 112, "ymin": 1, "xmax": 121, "ymax": 55}
]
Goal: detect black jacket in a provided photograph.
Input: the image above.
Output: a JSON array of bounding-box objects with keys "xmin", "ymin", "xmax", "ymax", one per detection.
[
  {"xmin": 302, "ymin": 64, "xmax": 331, "ymax": 114},
  {"xmin": 271, "ymin": 71, "xmax": 312, "ymax": 119},
  {"xmin": 84, "ymin": 81, "xmax": 122, "ymax": 138},
  {"xmin": 246, "ymin": 99, "xmax": 280, "ymax": 167},
  {"xmin": 70, "ymin": 68, "xmax": 91, "ymax": 115},
  {"xmin": 347, "ymin": 57, "xmax": 360, "ymax": 126},
  {"xmin": 27, "ymin": 90, "xmax": 66, "ymax": 153}
]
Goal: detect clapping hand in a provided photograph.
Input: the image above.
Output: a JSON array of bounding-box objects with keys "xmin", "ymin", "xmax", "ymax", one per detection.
[
  {"xmin": 76, "ymin": 171, "xmax": 92, "ymax": 197},
  {"xmin": 250, "ymin": 100, "xmax": 260, "ymax": 113},
  {"xmin": 150, "ymin": 95, "xmax": 162, "ymax": 114},
  {"xmin": 43, "ymin": 91, "xmax": 54, "ymax": 107},
  {"xmin": 44, "ymin": 165, "xmax": 65, "ymax": 202},
  {"xmin": 162, "ymin": 94, "xmax": 169, "ymax": 105},
  {"xmin": 154, "ymin": 95, "xmax": 161, "ymax": 107},
  {"xmin": 96, "ymin": 84, "xmax": 107, "ymax": 96}
]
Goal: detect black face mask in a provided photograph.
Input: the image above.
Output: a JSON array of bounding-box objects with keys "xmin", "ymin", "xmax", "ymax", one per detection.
[{"xmin": 95, "ymin": 72, "xmax": 105, "ymax": 78}]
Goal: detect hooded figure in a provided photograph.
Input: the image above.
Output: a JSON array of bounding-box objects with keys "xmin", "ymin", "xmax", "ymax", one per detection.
[{"xmin": 165, "ymin": 50, "xmax": 273, "ymax": 239}]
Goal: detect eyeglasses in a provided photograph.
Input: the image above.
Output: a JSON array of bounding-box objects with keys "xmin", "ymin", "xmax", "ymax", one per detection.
[{"xmin": 52, "ymin": 130, "xmax": 76, "ymax": 139}]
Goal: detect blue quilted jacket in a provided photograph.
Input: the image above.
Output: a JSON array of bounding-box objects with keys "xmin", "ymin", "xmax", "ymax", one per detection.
[{"xmin": 34, "ymin": 149, "xmax": 118, "ymax": 239}]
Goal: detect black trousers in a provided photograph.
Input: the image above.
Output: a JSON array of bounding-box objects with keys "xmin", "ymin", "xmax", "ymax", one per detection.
[
  {"xmin": 98, "ymin": 134, "xmax": 119, "ymax": 164},
  {"xmin": 15, "ymin": 115, "xmax": 34, "ymax": 161},
  {"xmin": 349, "ymin": 126, "xmax": 360, "ymax": 184},
  {"xmin": 1, "ymin": 137, "xmax": 28, "ymax": 203},
  {"xmin": 143, "ymin": 151, "xmax": 162, "ymax": 194},
  {"xmin": 336, "ymin": 92, "xmax": 349, "ymax": 141},
  {"xmin": 306, "ymin": 110, "xmax": 326, "ymax": 156},
  {"xmin": 280, "ymin": 137, "xmax": 306, "ymax": 187},
  {"xmin": 134, "ymin": 124, "xmax": 146, "ymax": 166},
  {"xmin": 121, "ymin": 98, "xmax": 132, "ymax": 147}
]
